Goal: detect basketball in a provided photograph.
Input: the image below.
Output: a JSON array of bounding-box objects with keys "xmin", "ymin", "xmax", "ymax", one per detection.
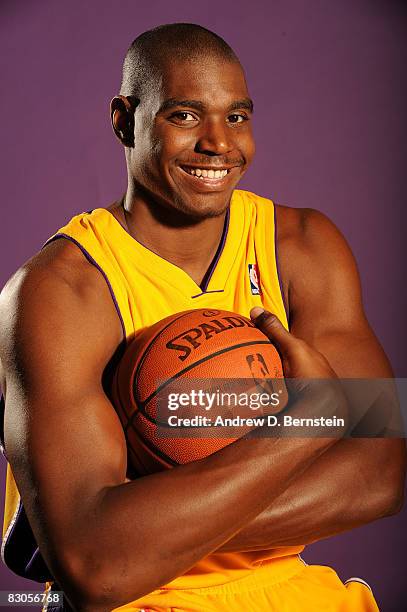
[{"xmin": 111, "ymin": 309, "xmax": 287, "ymax": 475}]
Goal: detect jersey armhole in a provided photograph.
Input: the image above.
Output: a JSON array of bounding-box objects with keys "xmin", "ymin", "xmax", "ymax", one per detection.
[{"xmin": 43, "ymin": 234, "xmax": 127, "ymax": 341}]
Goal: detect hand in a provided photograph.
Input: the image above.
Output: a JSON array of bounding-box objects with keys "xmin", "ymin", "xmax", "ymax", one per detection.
[
  {"xmin": 250, "ymin": 307, "xmax": 336, "ymax": 379},
  {"xmin": 250, "ymin": 308, "xmax": 348, "ymax": 436}
]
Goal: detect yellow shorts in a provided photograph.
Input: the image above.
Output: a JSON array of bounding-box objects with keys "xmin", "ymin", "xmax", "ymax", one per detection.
[{"xmin": 113, "ymin": 555, "xmax": 379, "ymax": 611}]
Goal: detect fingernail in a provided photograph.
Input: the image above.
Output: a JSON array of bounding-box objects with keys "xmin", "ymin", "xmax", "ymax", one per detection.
[
  {"xmin": 250, "ymin": 307, "xmax": 265, "ymax": 321},
  {"xmin": 250, "ymin": 308, "xmax": 273, "ymax": 326}
]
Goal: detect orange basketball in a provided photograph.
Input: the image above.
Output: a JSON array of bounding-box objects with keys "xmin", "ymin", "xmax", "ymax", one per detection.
[{"xmin": 111, "ymin": 309, "xmax": 287, "ymax": 475}]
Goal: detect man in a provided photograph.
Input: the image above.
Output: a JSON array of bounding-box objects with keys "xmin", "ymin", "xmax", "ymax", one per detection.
[{"xmin": 0, "ymin": 23, "xmax": 404, "ymax": 611}]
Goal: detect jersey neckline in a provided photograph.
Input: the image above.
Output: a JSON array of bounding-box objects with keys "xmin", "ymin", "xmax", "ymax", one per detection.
[{"xmin": 95, "ymin": 191, "xmax": 244, "ymax": 297}]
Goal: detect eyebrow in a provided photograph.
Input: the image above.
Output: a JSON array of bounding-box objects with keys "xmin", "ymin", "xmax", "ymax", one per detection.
[
  {"xmin": 229, "ymin": 99, "xmax": 254, "ymax": 113},
  {"xmin": 158, "ymin": 97, "xmax": 254, "ymax": 114}
]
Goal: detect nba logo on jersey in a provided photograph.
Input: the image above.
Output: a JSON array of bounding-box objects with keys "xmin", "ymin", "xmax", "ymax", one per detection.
[{"xmin": 248, "ymin": 263, "xmax": 261, "ymax": 295}]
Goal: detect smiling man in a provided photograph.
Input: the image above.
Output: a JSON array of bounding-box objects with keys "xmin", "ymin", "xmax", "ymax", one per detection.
[{"xmin": 0, "ymin": 23, "xmax": 405, "ymax": 612}]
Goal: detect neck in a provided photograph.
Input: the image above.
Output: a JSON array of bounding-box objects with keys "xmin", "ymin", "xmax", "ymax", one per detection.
[{"xmin": 121, "ymin": 187, "xmax": 228, "ymax": 287}]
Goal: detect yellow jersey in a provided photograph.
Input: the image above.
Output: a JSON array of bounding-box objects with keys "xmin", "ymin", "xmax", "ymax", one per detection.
[{"xmin": 2, "ymin": 189, "xmax": 303, "ymax": 592}]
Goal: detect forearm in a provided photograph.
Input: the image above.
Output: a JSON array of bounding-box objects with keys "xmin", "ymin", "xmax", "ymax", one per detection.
[
  {"xmin": 219, "ymin": 437, "xmax": 405, "ymax": 552},
  {"xmin": 61, "ymin": 434, "xmax": 337, "ymax": 611}
]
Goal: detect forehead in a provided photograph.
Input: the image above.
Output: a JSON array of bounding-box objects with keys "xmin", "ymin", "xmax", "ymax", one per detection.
[{"xmin": 155, "ymin": 56, "xmax": 250, "ymax": 108}]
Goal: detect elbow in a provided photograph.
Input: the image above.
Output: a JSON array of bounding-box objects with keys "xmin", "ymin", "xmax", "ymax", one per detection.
[
  {"xmin": 382, "ymin": 442, "xmax": 406, "ymax": 517},
  {"xmin": 369, "ymin": 440, "xmax": 406, "ymax": 520},
  {"xmin": 381, "ymin": 481, "xmax": 405, "ymax": 518},
  {"xmin": 65, "ymin": 575, "xmax": 121, "ymax": 612},
  {"xmin": 50, "ymin": 550, "xmax": 126, "ymax": 612},
  {"xmin": 369, "ymin": 463, "xmax": 406, "ymax": 521},
  {"xmin": 54, "ymin": 547, "xmax": 154, "ymax": 612},
  {"xmin": 352, "ymin": 482, "xmax": 404, "ymax": 527}
]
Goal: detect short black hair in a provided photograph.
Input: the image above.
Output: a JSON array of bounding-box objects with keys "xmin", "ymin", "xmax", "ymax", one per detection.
[{"xmin": 120, "ymin": 23, "xmax": 240, "ymax": 98}]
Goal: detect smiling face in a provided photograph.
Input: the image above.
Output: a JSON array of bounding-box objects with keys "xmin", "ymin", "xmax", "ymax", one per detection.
[{"xmin": 127, "ymin": 55, "xmax": 255, "ymax": 219}]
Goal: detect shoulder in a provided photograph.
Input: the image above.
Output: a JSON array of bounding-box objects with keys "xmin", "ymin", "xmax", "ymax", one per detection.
[
  {"xmin": 0, "ymin": 239, "xmax": 123, "ymax": 386},
  {"xmin": 237, "ymin": 190, "xmax": 338, "ymax": 244},
  {"xmin": 274, "ymin": 204, "xmax": 364, "ymax": 326},
  {"xmin": 236, "ymin": 193, "xmax": 356, "ymax": 283},
  {"xmin": 275, "ymin": 204, "xmax": 347, "ymax": 250},
  {"xmin": 275, "ymin": 204, "xmax": 358, "ymax": 279},
  {"xmin": 1, "ymin": 238, "xmax": 114, "ymax": 316}
]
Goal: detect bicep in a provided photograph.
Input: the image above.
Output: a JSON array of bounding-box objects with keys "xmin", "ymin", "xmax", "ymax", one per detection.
[
  {"xmin": 5, "ymin": 381, "xmax": 127, "ymax": 532},
  {"xmin": 287, "ymin": 209, "xmax": 392, "ymax": 377},
  {"xmin": 283, "ymin": 209, "xmax": 401, "ymax": 437},
  {"xmin": 0, "ymin": 260, "xmax": 126, "ymax": 568},
  {"xmin": 279, "ymin": 208, "xmax": 404, "ymax": 498}
]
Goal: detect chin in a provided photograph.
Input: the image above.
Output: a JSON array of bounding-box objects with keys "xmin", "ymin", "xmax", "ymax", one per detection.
[{"xmin": 173, "ymin": 192, "xmax": 231, "ymax": 220}]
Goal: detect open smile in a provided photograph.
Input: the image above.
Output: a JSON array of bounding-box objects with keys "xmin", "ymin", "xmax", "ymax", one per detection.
[
  {"xmin": 181, "ymin": 166, "xmax": 230, "ymax": 179},
  {"xmin": 176, "ymin": 165, "xmax": 236, "ymax": 190}
]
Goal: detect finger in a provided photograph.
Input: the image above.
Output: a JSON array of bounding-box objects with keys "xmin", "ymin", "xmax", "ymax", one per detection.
[{"xmin": 250, "ymin": 308, "xmax": 296, "ymax": 356}]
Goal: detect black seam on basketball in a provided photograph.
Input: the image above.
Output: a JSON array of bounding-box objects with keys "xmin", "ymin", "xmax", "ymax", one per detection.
[
  {"xmin": 132, "ymin": 310, "xmax": 201, "ymax": 409},
  {"xmin": 125, "ymin": 427, "xmax": 178, "ymax": 468},
  {"xmin": 127, "ymin": 339, "xmax": 272, "ymax": 429}
]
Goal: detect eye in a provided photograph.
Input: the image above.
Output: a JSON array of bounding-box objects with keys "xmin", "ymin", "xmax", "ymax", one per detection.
[
  {"xmin": 170, "ymin": 111, "xmax": 197, "ymax": 123},
  {"xmin": 227, "ymin": 113, "xmax": 248, "ymax": 124}
]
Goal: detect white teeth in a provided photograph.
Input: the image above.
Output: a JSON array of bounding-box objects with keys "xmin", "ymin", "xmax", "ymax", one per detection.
[{"xmin": 183, "ymin": 167, "xmax": 229, "ymax": 179}]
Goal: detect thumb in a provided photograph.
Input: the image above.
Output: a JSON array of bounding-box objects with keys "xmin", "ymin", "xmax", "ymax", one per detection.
[{"xmin": 250, "ymin": 308, "xmax": 295, "ymax": 357}]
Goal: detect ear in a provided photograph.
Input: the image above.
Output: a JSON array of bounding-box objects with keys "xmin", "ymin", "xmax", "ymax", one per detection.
[{"xmin": 110, "ymin": 95, "xmax": 139, "ymax": 148}]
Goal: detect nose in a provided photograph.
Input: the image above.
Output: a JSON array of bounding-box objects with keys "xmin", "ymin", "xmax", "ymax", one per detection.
[{"xmin": 195, "ymin": 118, "xmax": 233, "ymax": 156}]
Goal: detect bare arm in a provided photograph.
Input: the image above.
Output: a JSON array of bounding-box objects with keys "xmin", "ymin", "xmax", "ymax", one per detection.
[
  {"xmin": 0, "ymin": 240, "xmax": 345, "ymax": 612},
  {"xmin": 220, "ymin": 207, "xmax": 405, "ymax": 552}
]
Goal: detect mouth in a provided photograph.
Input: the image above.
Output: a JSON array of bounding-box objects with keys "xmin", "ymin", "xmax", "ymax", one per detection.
[
  {"xmin": 180, "ymin": 166, "xmax": 231, "ymax": 180},
  {"xmin": 176, "ymin": 164, "xmax": 238, "ymax": 191}
]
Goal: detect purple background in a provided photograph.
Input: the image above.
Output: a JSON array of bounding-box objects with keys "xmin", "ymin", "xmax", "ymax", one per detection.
[{"xmin": 0, "ymin": 0, "xmax": 406, "ymax": 610}]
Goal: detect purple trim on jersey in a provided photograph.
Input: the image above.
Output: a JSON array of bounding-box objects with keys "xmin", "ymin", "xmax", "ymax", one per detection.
[
  {"xmin": 199, "ymin": 208, "xmax": 230, "ymax": 293},
  {"xmin": 43, "ymin": 234, "xmax": 126, "ymax": 340},
  {"xmin": 25, "ymin": 546, "xmax": 41, "ymax": 573},
  {"xmin": 2, "ymin": 499, "xmax": 23, "ymax": 556},
  {"xmin": 273, "ymin": 204, "xmax": 290, "ymax": 323},
  {"xmin": 191, "ymin": 289, "xmax": 225, "ymax": 299},
  {"xmin": 0, "ymin": 394, "xmax": 7, "ymax": 459}
]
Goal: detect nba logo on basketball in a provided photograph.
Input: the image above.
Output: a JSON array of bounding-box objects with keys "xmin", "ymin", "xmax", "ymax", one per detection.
[{"xmin": 248, "ymin": 264, "xmax": 261, "ymax": 295}]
